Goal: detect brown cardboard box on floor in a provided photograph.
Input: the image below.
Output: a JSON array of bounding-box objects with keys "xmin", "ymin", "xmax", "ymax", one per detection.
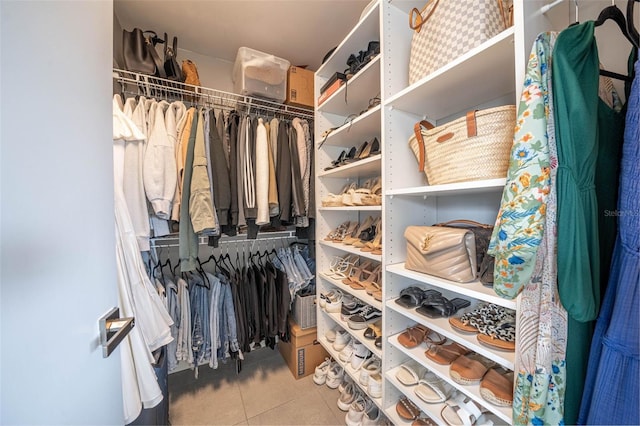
[
  {"xmin": 285, "ymin": 66, "xmax": 314, "ymax": 108},
  {"xmin": 278, "ymin": 318, "xmax": 328, "ymax": 379}
]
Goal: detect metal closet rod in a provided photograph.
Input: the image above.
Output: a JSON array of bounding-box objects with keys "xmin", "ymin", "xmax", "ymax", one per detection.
[
  {"xmin": 149, "ymin": 230, "xmax": 299, "ymax": 249},
  {"xmin": 112, "ymin": 68, "xmax": 315, "ymax": 120}
]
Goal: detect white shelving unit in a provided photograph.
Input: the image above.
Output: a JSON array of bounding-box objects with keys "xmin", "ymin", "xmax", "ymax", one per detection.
[
  {"xmin": 314, "ymin": 1, "xmax": 384, "ymax": 416},
  {"xmin": 314, "ymin": 1, "xmax": 594, "ymax": 424}
]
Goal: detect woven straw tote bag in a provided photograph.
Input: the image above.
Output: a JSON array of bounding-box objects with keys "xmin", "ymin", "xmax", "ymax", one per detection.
[{"xmin": 408, "ymin": 105, "xmax": 516, "ymax": 185}]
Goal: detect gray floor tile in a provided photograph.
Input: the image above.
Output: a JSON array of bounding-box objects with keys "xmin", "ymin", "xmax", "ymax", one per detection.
[
  {"xmin": 169, "ymin": 380, "xmax": 246, "ymax": 425},
  {"xmin": 246, "ymin": 390, "xmax": 341, "ymax": 425},
  {"xmin": 316, "ymin": 381, "xmax": 346, "ymax": 422}
]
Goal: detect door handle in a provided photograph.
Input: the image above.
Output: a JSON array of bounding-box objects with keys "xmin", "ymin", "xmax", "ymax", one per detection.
[{"xmin": 99, "ymin": 307, "xmax": 135, "ymax": 358}]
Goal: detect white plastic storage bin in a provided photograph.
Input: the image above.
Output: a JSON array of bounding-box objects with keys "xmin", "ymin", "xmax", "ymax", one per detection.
[{"xmin": 232, "ymin": 47, "xmax": 290, "ymax": 102}]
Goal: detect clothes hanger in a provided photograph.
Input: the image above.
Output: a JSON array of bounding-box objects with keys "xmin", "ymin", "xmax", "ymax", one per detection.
[
  {"xmin": 628, "ymin": 0, "xmax": 640, "ymax": 50},
  {"xmin": 594, "ymin": 1, "xmax": 636, "ymax": 81}
]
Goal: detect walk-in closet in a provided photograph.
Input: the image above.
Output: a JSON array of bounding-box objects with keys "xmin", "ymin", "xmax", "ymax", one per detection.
[{"xmin": 1, "ymin": 1, "xmax": 638, "ymax": 425}]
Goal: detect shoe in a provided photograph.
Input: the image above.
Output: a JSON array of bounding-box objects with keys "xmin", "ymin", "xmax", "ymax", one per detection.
[
  {"xmin": 313, "ymin": 358, "xmax": 332, "ymax": 385},
  {"xmin": 342, "ymin": 140, "xmax": 369, "ymax": 165},
  {"xmin": 325, "ymin": 326, "xmax": 340, "ymax": 343},
  {"xmin": 344, "ymin": 216, "xmax": 374, "ymax": 245},
  {"xmin": 348, "ymin": 305, "xmax": 382, "ymax": 330},
  {"xmin": 319, "ymin": 289, "xmax": 342, "ymax": 310},
  {"xmin": 364, "ymin": 320, "xmax": 382, "ymax": 340},
  {"xmin": 342, "ymin": 260, "xmax": 373, "ymax": 288},
  {"xmin": 338, "ymin": 382, "xmax": 359, "ymax": 411},
  {"xmin": 341, "ymin": 298, "xmax": 365, "ymax": 322},
  {"xmin": 325, "ymin": 291, "xmax": 344, "ymax": 314},
  {"xmin": 368, "ymin": 372, "xmax": 383, "ymax": 399},
  {"xmin": 321, "ymin": 182, "xmax": 356, "ymax": 207},
  {"xmin": 346, "ymin": 395, "xmax": 373, "ymax": 426},
  {"xmin": 324, "ymin": 149, "xmax": 347, "ymax": 170},
  {"xmin": 339, "ymin": 339, "xmax": 356, "ymax": 363},
  {"xmin": 350, "ymin": 340, "xmax": 372, "ymax": 370},
  {"xmin": 359, "ymin": 356, "xmax": 381, "ymax": 387},
  {"xmin": 333, "ymin": 330, "xmax": 351, "ymax": 352},
  {"xmin": 338, "ymin": 376, "xmax": 352, "ymax": 394},
  {"xmin": 325, "ymin": 220, "xmax": 351, "ymax": 241},
  {"xmin": 361, "ymin": 402, "xmax": 381, "ymax": 426},
  {"xmin": 327, "ymin": 254, "xmax": 358, "ymax": 279},
  {"xmin": 326, "ymin": 363, "xmax": 345, "ymax": 389}
]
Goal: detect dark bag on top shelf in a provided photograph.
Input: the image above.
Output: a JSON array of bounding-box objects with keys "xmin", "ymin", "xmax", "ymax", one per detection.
[
  {"xmin": 163, "ymin": 33, "xmax": 183, "ymax": 82},
  {"xmin": 123, "ymin": 28, "xmax": 166, "ymax": 78}
]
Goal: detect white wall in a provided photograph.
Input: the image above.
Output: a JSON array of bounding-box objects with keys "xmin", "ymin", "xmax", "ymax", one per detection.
[
  {"xmin": 1, "ymin": 1, "xmax": 123, "ymax": 424},
  {"xmin": 176, "ymin": 47, "xmax": 235, "ymax": 93}
]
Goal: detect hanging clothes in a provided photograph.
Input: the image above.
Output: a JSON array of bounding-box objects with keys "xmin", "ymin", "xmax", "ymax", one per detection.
[
  {"xmin": 256, "ymin": 118, "xmax": 270, "ymax": 225},
  {"xmin": 277, "ymin": 120, "xmax": 293, "ymax": 223},
  {"xmin": 189, "ymin": 109, "xmax": 218, "ymax": 235},
  {"xmin": 113, "ymin": 95, "xmax": 171, "ymax": 423},
  {"xmin": 179, "ymin": 109, "xmax": 199, "ymax": 271},
  {"xmin": 579, "ymin": 58, "xmax": 640, "ymax": 426},
  {"xmin": 208, "ymin": 110, "xmax": 232, "ymax": 229},
  {"xmin": 552, "ymin": 21, "xmax": 627, "ymax": 424},
  {"xmin": 500, "ymin": 32, "xmax": 568, "ymax": 426}
]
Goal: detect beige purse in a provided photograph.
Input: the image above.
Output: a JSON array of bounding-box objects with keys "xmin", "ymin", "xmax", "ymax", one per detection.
[
  {"xmin": 408, "ymin": 0, "xmax": 512, "ymax": 85},
  {"xmin": 404, "ymin": 225, "xmax": 477, "ymax": 283}
]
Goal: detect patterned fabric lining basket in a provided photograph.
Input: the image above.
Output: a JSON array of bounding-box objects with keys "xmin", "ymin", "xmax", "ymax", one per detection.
[{"xmin": 408, "ymin": 105, "xmax": 516, "ymax": 185}]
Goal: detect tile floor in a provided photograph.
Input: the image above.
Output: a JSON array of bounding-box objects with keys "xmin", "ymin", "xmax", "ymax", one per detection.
[{"xmin": 169, "ymin": 347, "xmax": 347, "ymax": 425}]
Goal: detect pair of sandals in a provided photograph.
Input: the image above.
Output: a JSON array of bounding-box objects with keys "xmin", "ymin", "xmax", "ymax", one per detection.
[
  {"xmin": 449, "ymin": 304, "xmax": 516, "ymax": 351},
  {"xmin": 342, "ymin": 261, "xmax": 382, "ymax": 301},
  {"xmin": 323, "ymin": 138, "xmax": 380, "ymax": 171},
  {"xmin": 396, "ymin": 360, "xmax": 455, "ymax": 404},
  {"xmin": 344, "ymin": 41, "xmax": 380, "ymax": 79},
  {"xmin": 395, "ymin": 286, "xmax": 470, "ymax": 318},
  {"xmin": 398, "ymin": 324, "xmax": 446, "ymax": 349},
  {"xmin": 342, "ymin": 177, "xmax": 382, "ymax": 207}
]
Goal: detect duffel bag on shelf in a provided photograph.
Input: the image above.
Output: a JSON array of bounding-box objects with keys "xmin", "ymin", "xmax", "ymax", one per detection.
[{"xmin": 408, "ymin": 105, "xmax": 516, "ymax": 185}]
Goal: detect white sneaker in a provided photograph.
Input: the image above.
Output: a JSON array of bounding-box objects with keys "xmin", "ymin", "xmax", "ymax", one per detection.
[
  {"xmin": 333, "ymin": 330, "xmax": 351, "ymax": 351},
  {"xmin": 339, "ymin": 339, "xmax": 355, "ymax": 363},
  {"xmin": 338, "ymin": 382, "xmax": 359, "ymax": 411},
  {"xmin": 359, "ymin": 356, "xmax": 381, "ymax": 387},
  {"xmin": 313, "ymin": 358, "xmax": 332, "ymax": 385},
  {"xmin": 325, "ymin": 291, "xmax": 344, "ymax": 313},
  {"xmin": 325, "ymin": 326, "xmax": 338, "ymax": 343},
  {"xmin": 326, "ymin": 363, "xmax": 344, "ymax": 389},
  {"xmin": 350, "ymin": 340, "xmax": 372, "ymax": 370},
  {"xmin": 338, "ymin": 376, "xmax": 352, "ymax": 394},
  {"xmin": 361, "ymin": 402, "xmax": 381, "ymax": 426},
  {"xmin": 367, "ymin": 372, "xmax": 382, "ymax": 399},
  {"xmin": 345, "ymin": 396, "xmax": 370, "ymax": 426}
]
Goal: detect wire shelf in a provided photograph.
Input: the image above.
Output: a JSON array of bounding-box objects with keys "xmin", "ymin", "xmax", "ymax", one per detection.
[{"xmin": 112, "ymin": 68, "xmax": 315, "ymax": 120}]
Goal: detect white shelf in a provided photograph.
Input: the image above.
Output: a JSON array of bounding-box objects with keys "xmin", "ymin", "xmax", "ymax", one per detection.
[
  {"xmin": 386, "ymin": 178, "xmax": 507, "ymax": 197},
  {"xmin": 385, "ymin": 28, "xmax": 515, "ymax": 120},
  {"xmin": 319, "ymin": 154, "xmax": 382, "ymax": 179},
  {"xmin": 318, "ymin": 336, "xmax": 384, "ymax": 411},
  {"xmin": 319, "ymin": 240, "xmax": 382, "ymax": 262},
  {"xmin": 319, "ymin": 271, "xmax": 383, "ymax": 311},
  {"xmin": 386, "ymin": 263, "xmax": 517, "ymax": 311},
  {"xmin": 318, "ymin": 55, "xmax": 382, "ymax": 117},
  {"xmin": 319, "ymin": 106, "xmax": 381, "ymax": 148},
  {"xmin": 315, "ymin": 1, "xmax": 380, "ymax": 79},
  {"xmin": 385, "ymin": 366, "xmax": 447, "ymax": 426},
  {"xmin": 318, "ymin": 205, "xmax": 382, "ymax": 212},
  {"xmin": 388, "ymin": 334, "xmax": 512, "ymax": 424},
  {"xmin": 386, "ymin": 299, "xmax": 515, "ymax": 371}
]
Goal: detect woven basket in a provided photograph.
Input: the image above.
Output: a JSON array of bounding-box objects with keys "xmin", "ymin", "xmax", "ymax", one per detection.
[{"xmin": 408, "ymin": 105, "xmax": 516, "ymax": 185}]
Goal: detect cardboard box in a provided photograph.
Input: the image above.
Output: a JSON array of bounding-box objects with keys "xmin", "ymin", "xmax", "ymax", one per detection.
[
  {"xmin": 278, "ymin": 319, "xmax": 328, "ymax": 379},
  {"xmin": 286, "ymin": 66, "xmax": 314, "ymax": 108}
]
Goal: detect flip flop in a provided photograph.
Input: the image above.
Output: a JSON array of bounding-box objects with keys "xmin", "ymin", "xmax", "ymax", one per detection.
[
  {"xmin": 425, "ymin": 342, "xmax": 470, "ymax": 365},
  {"xmin": 414, "ymin": 372, "xmax": 454, "ymax": 404},
  {"xmin": 395, "ymin": 286, "xmax": 441, "ymax": 308},
  {"xmin": 480, "ymin": 368, "xmax": 514, "ymax": 407},
  {"xmin": 396, "ymin": 396, "xmax": 421, "ymax": 421},
  {"xmin": 395, "ymin": 360, "xmax": 427, "ymax": 386},
  {"xmin": 398, "ymin": 324, "xmax": 446, "ymax": 349},
  {"xmin": 416, "ymin": 296, "xmax": 471, "ymax": 318},
  {"xmin": 449, "ymin": 353, "xmax": 497, "ymax": 385}
]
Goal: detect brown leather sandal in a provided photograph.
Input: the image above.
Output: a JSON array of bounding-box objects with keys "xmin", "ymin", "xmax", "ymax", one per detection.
[
  {"xmin": 398, "ymin": 324, "xmax": 445, "ymax": 349},
  {"xmin": 425, "ymin": 342, "xmax": 470, "ymax": 365},
  {"xmin": 396, "ymin": 396, "xmax": 420, "ymax": 421}
]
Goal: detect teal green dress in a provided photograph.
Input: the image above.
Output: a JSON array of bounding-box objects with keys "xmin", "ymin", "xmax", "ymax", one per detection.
[{"xmin": 552, "ymin": 21, "xmax": 626, "ymax": 424}]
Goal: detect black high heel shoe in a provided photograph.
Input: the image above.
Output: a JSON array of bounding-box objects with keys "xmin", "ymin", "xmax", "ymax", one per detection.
[
  {"xmin": 324, "ymin": 150, "xmax": 346, "ymax": 171},
  {"xmin": 343, "ymin": 141, "xmax": 369, "ymax": 165}
]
